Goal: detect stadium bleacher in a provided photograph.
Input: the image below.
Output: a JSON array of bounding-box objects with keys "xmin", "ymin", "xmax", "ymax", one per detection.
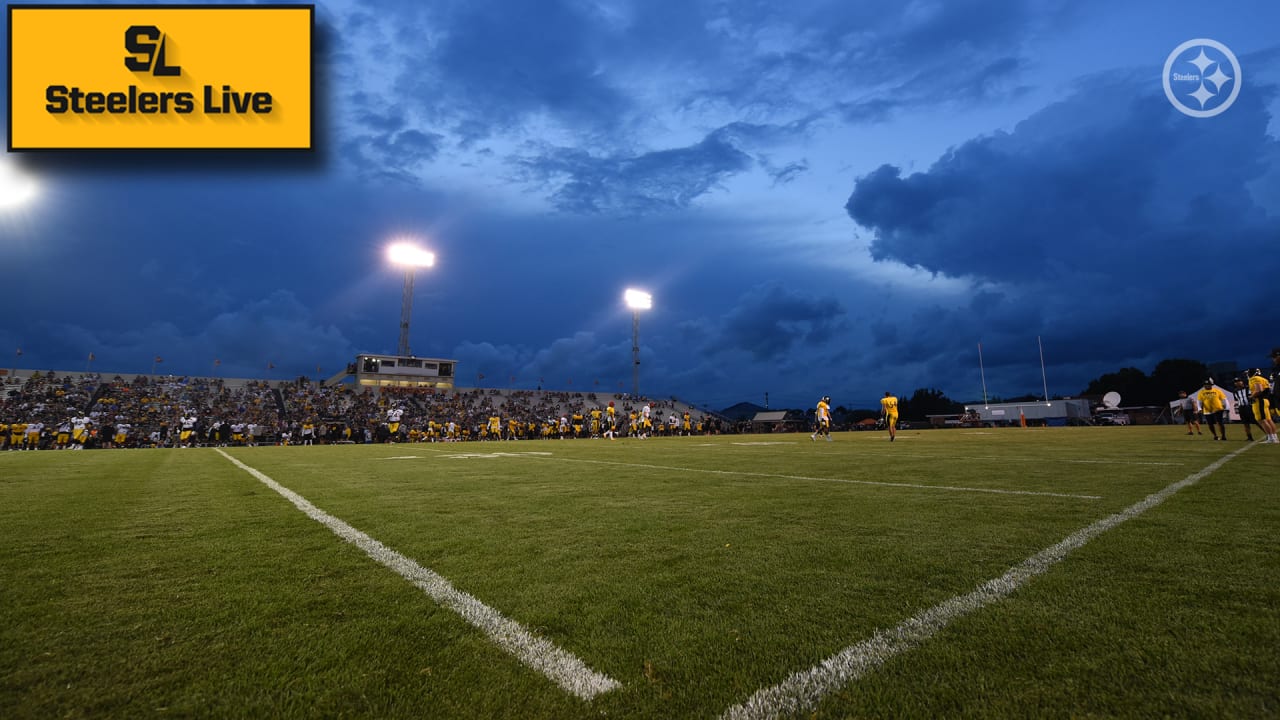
[{"xmin": 0, "ymin": 369, "xmax": 726, "ymax": 449}]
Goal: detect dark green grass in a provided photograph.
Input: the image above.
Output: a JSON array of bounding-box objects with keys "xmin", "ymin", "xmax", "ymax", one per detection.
[{"xmin": 1, "ymin": 427, "xmax": 1276, "ymax": 718}]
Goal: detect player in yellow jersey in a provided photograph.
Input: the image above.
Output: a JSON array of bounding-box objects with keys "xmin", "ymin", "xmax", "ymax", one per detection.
[
  {"xmin": 1248, "ymin": 369, "xmax": 1276, "ymax": 443},
  {"xmin": 880, "ymin": 391, "xmax": 900, "ymax": 442},
  {"xmin": 811, "ymin": 396, "xmax": 832, "ymax": 442},
  {"xmin": 1197, "ymin": 380, "xmax": 1228, "ymax": 441}
]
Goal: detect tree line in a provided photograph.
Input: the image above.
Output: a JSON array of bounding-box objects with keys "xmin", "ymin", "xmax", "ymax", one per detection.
[{"xmin": 829, "ymin": 358, "xmax": 1213, "ymax": 422}]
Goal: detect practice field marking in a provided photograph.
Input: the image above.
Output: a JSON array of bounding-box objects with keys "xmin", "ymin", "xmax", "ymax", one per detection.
[
  {"xmin": 868, "ymin": 450, "xmax": 1182, "ymax": 467},
  {"xmin": 442, "ymin": 451, "xmax": 554, "ymax": 460},
  {"xmin": 719, "ymin": 444, "xmax": 1253, "ymax": 720},
  {"xmin": 410, "ymin": 440, "xmax": 1178, "ymax": 467},
  {"xmin": 517, "ymin": 455, "xmax": 1101, "ymax": 500},
  {"xmin": 377, "ymin": 456, "xmax": 422, "ymax": 460},
  {"xmin": 214, "ymin": 449, "xmax": 620, "ymax": 701}
]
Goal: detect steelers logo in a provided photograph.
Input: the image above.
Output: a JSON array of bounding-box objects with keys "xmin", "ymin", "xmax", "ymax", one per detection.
[{"xmin": 1163, "ymin": 38, "xmax": 1241, "ymax": 118}]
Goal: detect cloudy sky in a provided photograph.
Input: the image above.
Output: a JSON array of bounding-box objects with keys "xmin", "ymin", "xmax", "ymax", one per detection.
[{"xmin": 3, "ymin": 0, "xmax": 1279, "ymax": 411}]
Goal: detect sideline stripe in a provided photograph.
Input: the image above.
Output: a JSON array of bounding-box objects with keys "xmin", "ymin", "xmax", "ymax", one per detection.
[
  {"xmin": 719, "ymin": 445, "xmax": 1253, "ymax": 720},
  {"xmin": 511, "ymin": 454, "xmax": 1101, "ymax": 500},
  {"xmin": 215, "ymin": 449, "xmax": 620, "ymax": 701}
]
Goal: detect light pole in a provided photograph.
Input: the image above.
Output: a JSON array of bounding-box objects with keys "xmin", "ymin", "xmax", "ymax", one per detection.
[
  {"xmin": 387, "ymin": 241, "xmax": 435, "ymax": 357},
  {"xmin": 623, "ymin": 288, "xmax": 652, "ymax": 397}
]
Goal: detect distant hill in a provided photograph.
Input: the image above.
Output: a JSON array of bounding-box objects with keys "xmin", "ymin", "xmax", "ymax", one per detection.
[{"xmin": 719, "ymin": 402, "xmax": 766, "ymax": 421}]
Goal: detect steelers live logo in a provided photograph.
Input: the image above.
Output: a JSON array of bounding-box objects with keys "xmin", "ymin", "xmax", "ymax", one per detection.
[
  {"xmin": 1162, "ymin": 38, "xmax": 1241, "ymax": 118},
  {"xmin": 45, "ymin": 25, "xmax": 276, "ymax": 116},
  {"xmin": 8, "ymin": 5, "xmax": 313, "ymax": 150}
]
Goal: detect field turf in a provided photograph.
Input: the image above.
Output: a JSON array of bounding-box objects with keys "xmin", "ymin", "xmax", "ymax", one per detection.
[{"xmin": 2, "ymin": 427, "xmax": 1277, "ymax": 718}]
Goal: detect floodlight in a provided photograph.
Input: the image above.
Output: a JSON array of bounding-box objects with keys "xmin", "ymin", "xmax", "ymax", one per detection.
[
  {"xmin": 387, "ymin": 242, "xmax": 435, "ymax": 268},
  {"xmin": 387, "ymin": 239, "xmax": 436, "ymax": 357},
  {"xmin": 623, "ymin": 288, "xmax": 652, "ymax": 396},
  {"xmin": 624, "ymin": 288, "xmax": 652, "ymax": 310},
  {"xmin": 0, "ymin": 159, "xmax": 38, "ymax": 211}
]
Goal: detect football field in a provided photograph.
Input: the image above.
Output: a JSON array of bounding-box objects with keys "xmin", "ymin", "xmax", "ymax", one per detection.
[{"xmin": 2, "ymin": 427, "xmax": 1278, "ymax": 718}]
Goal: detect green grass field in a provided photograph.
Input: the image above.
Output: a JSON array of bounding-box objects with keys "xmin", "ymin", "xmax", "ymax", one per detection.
[{"xmin": 2, "ymin": 427, "xmax": 1278, "ymax": 719}]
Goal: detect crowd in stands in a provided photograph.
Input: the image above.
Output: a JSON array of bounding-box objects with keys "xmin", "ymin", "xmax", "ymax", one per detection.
[{"xmin": 0, "ymin": 372, "xmax": 724, "ymax": 450}]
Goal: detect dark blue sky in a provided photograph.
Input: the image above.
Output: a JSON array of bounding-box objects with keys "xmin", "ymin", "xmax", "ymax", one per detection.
[{"xmin": 3, "ymin": 0, "xmax": 1278, "ymax": 410}]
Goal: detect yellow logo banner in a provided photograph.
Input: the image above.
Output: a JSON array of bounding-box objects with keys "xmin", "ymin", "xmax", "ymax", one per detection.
[{"xmin": 8, "ymin": 5, "xmax": 313, "ymax": 150}]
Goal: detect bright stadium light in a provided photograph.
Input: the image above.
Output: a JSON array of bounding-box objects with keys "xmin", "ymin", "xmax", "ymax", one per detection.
[
  {"xmin": 0, "ymin": 158, "xmax": 38, "ymax": 211},
  {"xmin": 387, "ymin": 242, "xmax": 435, "ymax": 268},
  {"xmin": 624, "ymin": 288, "xmax": 652, "ymax": 311},
  {"xmin": 624, "ymin": 288, "xmax": 652, "ymax": 396},
  {"xmin": 387, "ymin": 240, "xmax": 436, "ymax": 357}
]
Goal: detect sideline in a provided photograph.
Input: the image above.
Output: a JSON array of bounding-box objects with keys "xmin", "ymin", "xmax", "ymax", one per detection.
[
  {"xmin": 215, "ymin": 449, "xmax": 620, "ymax": 701},
  {"xmin": 718, "ymin": 444, "xmax": 1253, "ymax": 720}
]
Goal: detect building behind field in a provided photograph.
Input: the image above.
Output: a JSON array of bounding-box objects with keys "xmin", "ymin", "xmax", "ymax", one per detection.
[
  {"xmin": 323, "ymin": 353, "xmax": 458, "ymax": 390},
  {"xmin": 965, "ymin": 399, "xmax": 1092, "ymax": 426}
]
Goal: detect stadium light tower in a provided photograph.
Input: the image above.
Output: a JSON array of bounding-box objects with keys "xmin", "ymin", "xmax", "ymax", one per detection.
[
  {"xmin": 387, "ymin": 241, "xmax": 435, "ymax": 357},
  {"xmin": 624, "ymin": 288, "xmax": 652, "ymax": 396}
]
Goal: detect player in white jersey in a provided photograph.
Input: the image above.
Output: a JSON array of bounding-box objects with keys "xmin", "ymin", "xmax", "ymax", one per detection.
[
  {"xmin": 179, "ymin": 415, "xmax": 198, "ymax": 447},
  {"xmin": 387, "ymin": 407, "xmax": 404, "ymax": 438},
  {"xmin": 71, "ymin": 415, "xmax": 91, "ymax": 449},
  {"xmin": 55, "ymin": 420, "xmax": 72, "ymax": 449},
  {"xmin": 25, "ymin": 421, "xmax": 44, "ymax": 450}
]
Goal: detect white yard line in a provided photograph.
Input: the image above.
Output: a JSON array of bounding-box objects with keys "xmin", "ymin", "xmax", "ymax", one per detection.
[
  {"xmin": 719, "ymin": 444, "xmax": 1253, "ymax": 720},
  {"xmin": 215, "ymin": 449, "xmax": 620, "ymax": 701},
  {"xmin": 859, "ymin": 451, "xmax": 1182, "ymax": 467},
  {"xmin": 412, "ymin": 442, "xmax": 1178, "ymax": 466},
  {"xmin": 518, "ymin": 455, "xmax": 1102, "ymax": 500}
]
